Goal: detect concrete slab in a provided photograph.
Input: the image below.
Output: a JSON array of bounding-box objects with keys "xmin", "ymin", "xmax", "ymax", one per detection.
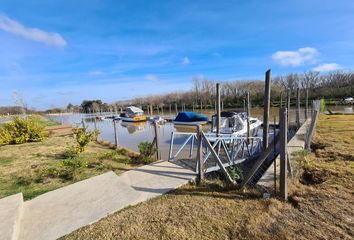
[
  {"xmin": 0, "ymin": 193, "xmax": 23, "ymax": 240},
  {"xmin": 258, "ymin": 118, "xmax": 312, "ymax": 188},
  {"xmin": 18, "ymin": 160, "xmax": 195, "ymax": 240}
]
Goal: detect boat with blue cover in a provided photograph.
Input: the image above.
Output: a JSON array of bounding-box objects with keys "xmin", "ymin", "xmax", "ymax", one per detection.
[{"xmin": 173, "ymin": 112, "xmax": 208, "ymax": 125}]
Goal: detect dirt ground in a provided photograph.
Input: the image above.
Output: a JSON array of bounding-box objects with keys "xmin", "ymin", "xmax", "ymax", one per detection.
[{"xmin": 62, "ymin": 114, "xmax": 354, "ymax": 240}]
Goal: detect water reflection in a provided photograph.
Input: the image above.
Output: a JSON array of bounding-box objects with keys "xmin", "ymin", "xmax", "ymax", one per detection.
[{"xmin": 120, "ymin": 121, "xmax": 147, "ymax": 134}]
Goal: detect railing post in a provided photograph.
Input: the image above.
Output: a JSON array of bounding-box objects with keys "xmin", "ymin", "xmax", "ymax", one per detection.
[
  {"xmin": 263, "ymin": 69, "xmax": 271, "ymax": 150},
  {"xmin": 153, "ymin": 121, "xmax": 160, "ymax": 160},
  {"xmin": 113, "ymin": 119, "xmax": 119, "ymax": 148},
  {"xmin": 305, "ymin": 109, "xmax": 319, "ymax": 150},
  {"xmin": 196, "ymin": 125, "xmax": 204, "ymax": 184},
  {"xmin": 279, "ymin": 107, "xmax": 288, "ymax": 201}
]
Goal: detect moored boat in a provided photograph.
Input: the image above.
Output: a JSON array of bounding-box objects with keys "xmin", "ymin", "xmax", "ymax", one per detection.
[
  {"xmin": 173, "ymin": 112, "xmax": 208, "ymax": 125},
  {"xmin": 205, "ymin": 111, "xmax": 262, "ymax": 141},
  {"xmin": 119, "ymin": 106, "xmax": 147, "ymax": 122}
]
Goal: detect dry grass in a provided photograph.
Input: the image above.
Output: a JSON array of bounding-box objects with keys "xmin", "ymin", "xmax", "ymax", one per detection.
[
  {"xmin": 0, "ymin": 135, "xmax": 136, "ymax": 200},
  {"xmin": 63, "ymin": 114, "xmax": 354, "ymax": 240}
]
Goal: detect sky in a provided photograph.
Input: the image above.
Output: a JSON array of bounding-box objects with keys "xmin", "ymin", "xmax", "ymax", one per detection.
[{"xmin": 0, "ymin": 0, "xmax": 353, "ymax": 110}]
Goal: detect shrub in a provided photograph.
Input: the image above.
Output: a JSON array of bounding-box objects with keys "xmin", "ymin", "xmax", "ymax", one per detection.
[
  {"xmin": 228, "ymin": 165, "xmax": 243, "ymax": 183},
  {"xmin": 72, "ymin": 127, "xmax": 99, "ymax": 156},
  {"xmin": 61, "ymin": 157, "xmax": 87, "ymax": 170},
  {"xmin": 132, "ymin": 141, "xmax": 157, "ymax": 164},
  {"xmin": 0, "ymin": 116, "xmax": 47, "ymax": 145}
]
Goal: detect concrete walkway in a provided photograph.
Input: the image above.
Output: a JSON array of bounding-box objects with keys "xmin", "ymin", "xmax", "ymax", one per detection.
[{"xmin": 0, "ymin": 160, "xmax": 195, "ymax": 240}]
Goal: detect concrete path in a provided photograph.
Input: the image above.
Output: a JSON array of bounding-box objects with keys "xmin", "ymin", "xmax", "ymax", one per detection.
[{"xmin": 0, "ymin": 160, "xmax": 195, "ymax": 240}]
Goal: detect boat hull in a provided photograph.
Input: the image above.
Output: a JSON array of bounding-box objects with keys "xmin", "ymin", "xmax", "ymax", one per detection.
[
  {"xmin": 173, "ymin": 121, "xmax": 208, "ymax": 125},
  {"xmin": 120, "ymin": 116, "xmax": 147, "ymax": 122}
]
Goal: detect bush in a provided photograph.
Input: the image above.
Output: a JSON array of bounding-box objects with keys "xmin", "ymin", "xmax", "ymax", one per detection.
[
  {"xmin": 132, "ymin": 141, "xmax": 157, "ymax": 164},
  {"xmin": 72, "ymin": 127, "xmax": 99, "ymax": 156},
  {"xmin": 228, "ymin": 165, "xmax": 243, "ymax": 183},
  {"xmin": 61, "ymin": 157, "xmax": 87, "ymax": 170},
  {"xmin": 0, "ymin": 116, "xmax": 47, "ymax": 145},
  {"xmin": 16, "ymin": 173, "xmax": 33, "ymax": 186}
]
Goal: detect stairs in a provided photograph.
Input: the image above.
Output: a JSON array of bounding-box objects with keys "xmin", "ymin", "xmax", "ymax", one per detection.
[{"xmin": 0, "ymin": 193, "xmax": 23, "ymax": 240}]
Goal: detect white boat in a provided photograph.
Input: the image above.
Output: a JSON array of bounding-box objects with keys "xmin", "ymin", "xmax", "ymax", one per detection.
[
  {"xmin": 205, "ymin": 111, "xmax": 262, "ymax": 142},
  {"xmin": 119, "ymin": 106, "xmax": 147, "ymax": 122}
]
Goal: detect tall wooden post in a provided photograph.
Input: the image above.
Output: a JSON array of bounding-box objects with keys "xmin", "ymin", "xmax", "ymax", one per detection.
[
  {"xmin": 247, "ymin": 92, "xmax": 250, "ymax": 142},
  {"xmin": 216, "ymin": 83, "xmax": 221, "ymax": 135},
  {"xmin": 296, "ymin": 88, "xmax": 300, "ymax": 129},
  {"xmin": 287, "ymin": 89, "xmax": 291, "ymax": 126},
  {"xmin": 305, "ymin": 89, "xmax": 309, "ymax": 120},
  {"xmin": 175, "ymin": 103, "xmax": 178, "ymax": 113},
  {"xmin": 221, "ymin": 100, "xmax": 224, "ymax": 111},
  {"xmin": 279, "ymin": 107, "xmax": 288, "ymax": 201},
  {"xmin": 169, "ymin": 104, "xmax": 171, "ymax": 115},
  {"xmin": 280, "ymin": 92, "xmax": 283, "ymax": 108},
  {"xmin": 153, "ymin": 121, "xmax": 159, "ymax": 160},
  {"xmin": 263, "ymin": 69, "xmax": 271, "ymax": 150},
  {"xmin": 150, "ymin": 105, "xmax": 153, "ymax": 116},
  {"xmin": 200, "ymin": 101, "xmax": 202, "ymax": 113},
  {"xmin": 196, "ymin": 125, "xmax": 204, "ymax": 184},
  {"xmin": 243, "ymin": 99, "xmax": 246, "ymax": 112},
  {"xmin": 113, "ymin": 119, "xmax": 119, "ymax": 148},
  {"xmin": 192, "ymin": 102, "xmax": 195, "ymax": 112}
]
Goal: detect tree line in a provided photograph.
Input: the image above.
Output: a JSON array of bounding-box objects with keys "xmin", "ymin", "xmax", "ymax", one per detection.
[{"xmin": 43, "ymin": 70, "xmax": 354, "ymax": 114}]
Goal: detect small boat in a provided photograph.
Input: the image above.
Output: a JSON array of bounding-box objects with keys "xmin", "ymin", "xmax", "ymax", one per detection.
[
  {"xmin": 148, "ymin": 116, "xmax": 166, "ymax": 124},
  {"xmin": 119, "ymin": 106, "xmax": 147, "ymax": 122},
  {"xmin": 205, "ymin": 111, "xmax": 262, "ymax": 141},
  {"xmin": 173, "ymin": 112, "xmax": 208, "ymax": 125}
]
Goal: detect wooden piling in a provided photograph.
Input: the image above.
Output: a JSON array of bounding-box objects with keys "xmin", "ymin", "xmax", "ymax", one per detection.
[
  {"xmin": 279, "ymin": 107, "xmax": 288, "ymax": 201},
  {"xmin": 192, "ymin": 102, "xmax": 195, "ymax": 112},
  {"xmin": 153, "ymin": 121, "xmax": 160, "ymax": 160},
  {"xmin": 280, "ymin": 92, "xmax": 283, "ymax": 108},
  {"xmin": 296, "ymin": 88, "xmax": 300, "ymax": 129},
  {"xmin": 286, "ymin": 89, "xmax": 291, "ymax": 126},
  {"xmin": 113, "ymin": 119, "xmax": 119, "ymax": 148},
  {"xmin": 305, "ymin": 88, "xmax": 309, "ymax": 120},
  {"xmin": 216, "ymin": 83, "xmax": 221, "ymax": 135},
  {"xmin": 196, "ymin": 125, "xmax": 204, "ymax": 184},
  {"xmin": 263, "ymin": 69, "xmax": 271, "ymax": 150},
  {"xmin": 246, "ymin": 92, "xmax": 250, "ymax": 142},
  {"xmin": 175, "ymin": 103, "xmax": 178, "ymax": 114},
  {"xmin": 169, "ymin": 104, "xmax": 171, "ymax": 115},
  {"xmin": 200, "ymin": 101, "xmax": 202, "ymax": 113}
]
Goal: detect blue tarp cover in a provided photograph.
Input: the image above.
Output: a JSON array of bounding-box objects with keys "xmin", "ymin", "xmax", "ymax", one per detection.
[{"xmin": 174, "ymin": 112, "xmax": 208, "ymax": 122}]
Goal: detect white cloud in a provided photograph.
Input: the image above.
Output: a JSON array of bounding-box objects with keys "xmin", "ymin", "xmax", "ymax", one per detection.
[
  {"xmin": 313, "ymin": 63, "xmax": 341, "ymax": 72},
  {"xmin": 182, "ymin": 57, "xmax": 190, "ymax": 65},
  {"xmin": 144, "ymin": 74, "xmax": 158, "ymax": 81},
  {"xmin": 0, "ymin": 14, "xmax": 67, "ymax": 47},
  {"xmin": 272, "ymin": 47, "xmax": 318, "ymax": 67}
]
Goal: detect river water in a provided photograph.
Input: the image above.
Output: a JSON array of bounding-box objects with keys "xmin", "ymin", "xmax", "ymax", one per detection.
[{"xmin": 47, "ymin": 105, "xmax": 353, "ymax": 160}]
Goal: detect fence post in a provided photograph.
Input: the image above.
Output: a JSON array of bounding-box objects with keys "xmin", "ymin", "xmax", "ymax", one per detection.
[
  {"xmin": 153, "ymin": 121, "xmax": 160, "ymax": 160},
  {"xmin": 263, "ymin": 69, "xmax": 271, "ymax": 150},
  {"xmin": 296, "ymin": 88, "xmax": 301, "ymax": 129},
  {"xmin": 305, "ymin": 109, "xmax": 319, "ymax": 150},
  {"xmin": 196, "ymin": 125, "xmax": 204, "ymax": 184},
  {"xmin": 113, "ymin": 119, "xmax": 119, "ymax": 148},
  {"xmin": 279, "ymin": 107, "xmax": 288, "ymax": 201}
]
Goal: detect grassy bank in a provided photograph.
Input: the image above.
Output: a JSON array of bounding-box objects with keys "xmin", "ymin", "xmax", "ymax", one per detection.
[
  {"xmin": 0, "ymin": 135, "xmax": 137, "ymax": 200},
  {"xmin": 63, "ymin": 114, "xmax": 354, "ymax": 239}
]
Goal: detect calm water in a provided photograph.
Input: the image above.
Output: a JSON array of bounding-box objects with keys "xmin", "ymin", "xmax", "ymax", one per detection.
[{"xmin": 47, "ymin": 105, "xmax": 353, "ymax": 159}]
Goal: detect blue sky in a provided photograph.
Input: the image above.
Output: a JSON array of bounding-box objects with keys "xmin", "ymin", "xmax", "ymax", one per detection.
[{"xmin": 0, "ymin": 0, "xmax": 353, "ymax": 109}]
